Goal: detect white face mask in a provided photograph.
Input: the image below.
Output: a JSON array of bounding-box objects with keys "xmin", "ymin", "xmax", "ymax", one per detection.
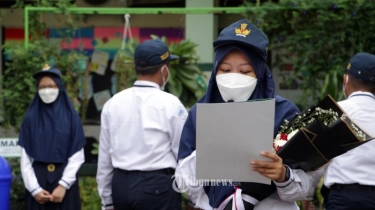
[
  {"xmin": 216, "ymin": 73, "xmax": 257, "ymax": 102},
  {"xmin": 342, "ymin": 74, "xmax": 349, "ymax": 98},
  {"xmin": 160, "ymin": 65, "xmax": 170, "ymax": 91},
  {"xmin": 38, "ymin": 88, "xmax": 59, "ymax": 104}
]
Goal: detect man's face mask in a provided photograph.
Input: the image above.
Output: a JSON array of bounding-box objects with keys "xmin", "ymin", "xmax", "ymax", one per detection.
[
  {"xmin": 216, "ymin": 73, "xmax": 257, "ymax": 102},
  {"xmin": 38, "ymin": 88, "xmax": 59, "ymax": 104},
  {"xmin": 160, "ymin": 65, "xmax": 170, "ymax": 91}
]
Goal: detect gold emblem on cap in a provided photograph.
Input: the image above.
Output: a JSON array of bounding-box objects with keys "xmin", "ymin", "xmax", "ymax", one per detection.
[
  {"xmin": 47, "ymin": 164, "xmax": 55, "ymax": 172},
  {"xmin": 347, "ymin": 63, "xmax": 351, "ymax": 69},
  {"xmin": 42, "ymin": 64, "xmax": 50, "ymax": 71},
  {"xmin": 235, "ymin": 23, "xmax": 251, "ymax": 37},
  {"xmin": 160, "ymin": 52, "xmax": 169, "ymax": 61}
]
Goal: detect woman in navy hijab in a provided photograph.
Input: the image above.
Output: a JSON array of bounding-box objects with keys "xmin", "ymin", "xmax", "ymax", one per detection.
[
  {"xmin": 18, "ymin": 65, "xmax": 86, "ymax": 210},
  {"xmin": 175, "ymin": 20, "xmax": 322, "ymax": 210}
]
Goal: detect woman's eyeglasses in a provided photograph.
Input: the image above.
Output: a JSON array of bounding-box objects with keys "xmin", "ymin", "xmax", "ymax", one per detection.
[{"xmin": 37, "ymin": 85, "xmax": 58, "ymax": 90}]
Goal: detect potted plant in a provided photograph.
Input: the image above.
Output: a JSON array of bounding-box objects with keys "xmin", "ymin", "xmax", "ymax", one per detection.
[{"xmin": 111, "ymin": 35, "xmax": 207, "ymax": 108}]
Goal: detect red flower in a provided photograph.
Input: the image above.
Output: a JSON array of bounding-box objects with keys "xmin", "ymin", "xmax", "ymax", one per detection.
[{"xmin": 280, "ymin": 133, "xmax": 288, "ymax": 140}]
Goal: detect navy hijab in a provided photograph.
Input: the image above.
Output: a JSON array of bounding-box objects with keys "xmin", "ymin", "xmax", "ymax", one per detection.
[
  {"xmin": 177, "ymin": 19, "xmax": 300, "ymax": 208},
  {"xmin": 18, "ymin": 68, "xmax": 86, "ymax": 163}
]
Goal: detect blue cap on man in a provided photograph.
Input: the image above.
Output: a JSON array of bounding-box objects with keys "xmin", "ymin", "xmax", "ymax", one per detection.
[
  {"xmin": 134, "ymin": 39, "xmax": 179, "ymax": 68},
  {"xmin": 346, "ymin": 52, "xmax": 375, "ymax": 82}
]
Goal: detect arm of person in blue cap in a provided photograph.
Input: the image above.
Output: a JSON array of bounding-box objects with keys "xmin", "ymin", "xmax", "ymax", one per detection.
[
  {"xmin": 251, "ymin": 151, "xmax": 286, "ymax": 182},
  {"xmin": 168, "ymin": 102, "xmax": 188, "ymax": 159},
  {"xmin": 275, "ymin": 168, "xmax": 324, "ymax": 202},
  {"xmin": 175, "ymin": 151, "xmax": 212, "ymax": 210},
  {"xmin": 251, "ymin": 151, "xmax": 324, "ymax": 202},
  {"xmin": 97, "ymin": 102, "xmax": 115, "ymax": 210},
  {"xmin": 301, "ymin": 200, "xmax": 316, "ymax": 210},
  {"xmin": 50, "ymin": 185, "xmax": 66, "ymax": 203}
]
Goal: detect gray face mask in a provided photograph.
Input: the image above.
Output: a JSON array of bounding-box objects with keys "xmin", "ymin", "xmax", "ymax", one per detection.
[
  {"xmin": 38, "ymin": 88, "xmax": 59, "ymax": 104},
  {"xmin": 160, "ymin": 65, "xmax": 170, "ymax": 91},
  {"xmin": 216, "ymin": 73, "xmax": 257, "ymax": 102}
]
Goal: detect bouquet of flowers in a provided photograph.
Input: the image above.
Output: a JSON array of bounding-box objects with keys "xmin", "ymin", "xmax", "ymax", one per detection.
[
  {"xmin": 273, "ymin": 107, "xmax": 340, "ymax": 153},
  {"xmin": 273, "ymin": 95, "xmax": 373, "ymax": 172}
]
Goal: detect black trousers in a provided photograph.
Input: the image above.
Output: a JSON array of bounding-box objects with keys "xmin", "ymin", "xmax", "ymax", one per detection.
[
  {"xmin": 112, "ymin": 168, "xmax": 181, "ymax": 210},
  {"xmin": 324, "ymin": 184, "xmax": 375, "ymax": 210}
]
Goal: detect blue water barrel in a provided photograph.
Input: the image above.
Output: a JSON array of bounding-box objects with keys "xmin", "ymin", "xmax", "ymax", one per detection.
[{"xmin": 0, "ymin": 156, "xmax": 12, "ymax": 210}]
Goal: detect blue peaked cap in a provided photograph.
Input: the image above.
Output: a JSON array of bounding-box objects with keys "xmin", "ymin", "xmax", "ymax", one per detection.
[
  {"xmin": 33, "ymin": 64, "xmax": 62, "ymax": 79},
  {"xmin": 134, "ymin": 39, "xmax": 179, "ymax": 68},
  {"xmin": 346, "ymin": 52, "xmax": 375, "ymax": 82},
  {"xmin": 213, "ymin": 19, "xmax": 269, "ymax": 61}
]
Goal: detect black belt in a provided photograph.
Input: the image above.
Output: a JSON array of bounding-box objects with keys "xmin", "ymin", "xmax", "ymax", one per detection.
[
  {"xmin": 116, "ymin": 168, "xmax": 175, "ymax": 175},
  {"xmin": 330, "ymin": 183, "xmax": 375, "ymax": 191}
]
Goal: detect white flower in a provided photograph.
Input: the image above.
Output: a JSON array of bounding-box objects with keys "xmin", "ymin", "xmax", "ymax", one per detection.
[
  {"xmin": 288, "ymin": 129, "xmax": 299, "ymax": 139},
  {"xmin": 274, "ymin": 139, "xmax": 287, "ymax": 147},
  {"xmin": 274, "ymin": 129, "xmax": 298, "ymax": 146}
]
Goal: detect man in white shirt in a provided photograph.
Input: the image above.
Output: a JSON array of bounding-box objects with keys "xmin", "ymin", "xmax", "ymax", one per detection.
[
  {"xmin": 96, "ymin": 39, "xmax": 188, "ymax": 210},
  {"xmin": 322, "ymin": 52, "xmax": 375, "ymax": 209}
]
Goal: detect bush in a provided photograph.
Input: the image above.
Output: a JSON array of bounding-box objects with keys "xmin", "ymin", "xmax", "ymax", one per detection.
[{"xmin": 79, "ymin": 176, "xmax": 102, "ymax": 210}]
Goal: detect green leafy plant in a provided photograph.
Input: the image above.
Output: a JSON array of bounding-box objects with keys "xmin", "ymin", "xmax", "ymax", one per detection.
[{"xmin": 79, "ymin": 176, "xmax": 102, "ymax": 210}]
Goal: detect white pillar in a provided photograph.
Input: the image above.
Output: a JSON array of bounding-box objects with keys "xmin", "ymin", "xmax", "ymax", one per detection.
[{"xmin": 185, "ymin": 0, "xmax": 217, "ymax": 64}]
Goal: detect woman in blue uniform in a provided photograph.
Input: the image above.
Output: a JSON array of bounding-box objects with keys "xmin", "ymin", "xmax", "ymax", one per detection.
[
  {"xmin": 176, "ymin": 19, "xmax": 321, "ymax": 210},
  {"xmin": 18, "ymin": 65, "xmax": 86, "ymax": 210}
]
